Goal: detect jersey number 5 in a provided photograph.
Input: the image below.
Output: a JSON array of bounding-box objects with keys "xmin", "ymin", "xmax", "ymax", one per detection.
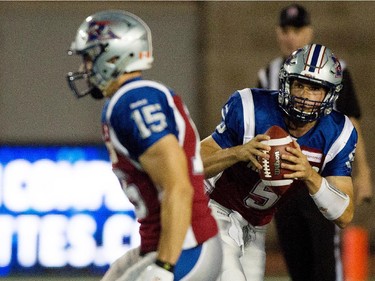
[{"xmin": 244, "ymin": 181, "xmax": 280, "ymax": 210}]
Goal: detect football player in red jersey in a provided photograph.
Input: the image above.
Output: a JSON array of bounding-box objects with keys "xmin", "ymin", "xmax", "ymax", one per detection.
[
  {"xmin": 66, "ymin": 10, "xmax": 222, "ymax": 281},
  {"xmin": 202, "ymin": 44, "xmax": 356, "ymax": 281}
]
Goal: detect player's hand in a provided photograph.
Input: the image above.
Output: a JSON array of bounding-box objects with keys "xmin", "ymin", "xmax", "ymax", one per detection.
[
  {"xmin": 238, "ymin": 134, "xmax": 270, "ymax": 170},
  {"xmin": 280, "ymin": 140, "xmax": 314, "ymax": 181},
  {"xmin": 137, "ymin": 263, "xmax": 174, "ymax": 281}
]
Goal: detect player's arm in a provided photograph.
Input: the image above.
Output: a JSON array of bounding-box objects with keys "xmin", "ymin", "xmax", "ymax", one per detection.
[
  {"xmin": 296, "ymin": 168, "xmax": 353, "ymax": 228},
  {"xmin": 324, "ymin": 175, "xmax": 354, "ymax": 228},
  {"xmin": 282, "ymin": 142, "xmax": 354, "ymax": 228},
  {"xmin": 139, "ymin": 134, "xmax": 193, "ymax": 265},
  {"xmin": 201, "ymin": 135, "xmax": 270, "ymax": 179}
]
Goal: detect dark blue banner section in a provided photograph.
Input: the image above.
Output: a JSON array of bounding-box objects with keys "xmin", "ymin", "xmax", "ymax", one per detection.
[{"xmin": 0, "ymin": 145, "xmax": 138, "ymax": 276}]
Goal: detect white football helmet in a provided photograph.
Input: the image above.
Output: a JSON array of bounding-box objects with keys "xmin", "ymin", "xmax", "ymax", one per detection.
[
  {"xmin": 279, "ymin": 44, "xmax": 343, "ymax": 122},
  {"xmin": 66, "ymin": 10, "xmax": 154, "ymax": 99}
]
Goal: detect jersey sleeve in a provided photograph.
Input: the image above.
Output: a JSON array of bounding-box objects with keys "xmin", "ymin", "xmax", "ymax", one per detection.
[
  {"xmin": 211, "ymin": 92, "xmax": 245, "ymax": 148},
  {"xmin": 321, "ymin": 125, "xmax": 357, "ymax": 177},
  {"xmin": 110, "ymin": 87, "xmax": 177, "ymax": 159}
]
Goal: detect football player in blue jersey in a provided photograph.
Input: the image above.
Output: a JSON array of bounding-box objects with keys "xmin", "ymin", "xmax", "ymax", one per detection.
[
  {"xmin": 201, "ymin": 44, "xmax": 356, "ymax": 281},
  {"xmin": 66, "ymin": 10, "xmax": 222, "ymax": 281},
  {"xmin": 257, "ymin": 4, "xmax": 372, "ymax": 281}
]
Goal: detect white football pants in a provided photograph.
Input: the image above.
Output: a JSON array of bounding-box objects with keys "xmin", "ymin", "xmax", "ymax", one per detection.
[
  {"xmin": 209, "ymin": 199, "xmax": 267, "ymax": 281},
  {"xmin": 100, "ymin": 235, "xmax": 222, "ymax": 281}
]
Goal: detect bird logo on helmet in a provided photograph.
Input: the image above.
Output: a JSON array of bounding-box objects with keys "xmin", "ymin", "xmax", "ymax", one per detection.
[
  {"xmin": 87, "ymin": 21, "xmax": 120, "ymax": 43},
  {"xmin": 331, "ymin": 55, "xmax": 343, "ymax": 78}
]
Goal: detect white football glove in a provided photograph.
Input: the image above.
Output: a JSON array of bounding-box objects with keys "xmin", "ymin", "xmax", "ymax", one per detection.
[
  {"xmin": 116, "ymin": 251, "xmax": 157, "ymax": 281},
  {"xmin": 136, "ymin": 263, "xmax": 174, "ymax": 281},
  {"xmin": 101, "ymin": 247, "xmax": 141, "ymax": 281}
]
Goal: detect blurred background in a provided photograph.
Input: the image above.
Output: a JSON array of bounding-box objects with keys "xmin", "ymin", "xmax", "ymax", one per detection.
[{"xmin": 0, "ymin": 1, "xmax": 374, "ymax": 280}]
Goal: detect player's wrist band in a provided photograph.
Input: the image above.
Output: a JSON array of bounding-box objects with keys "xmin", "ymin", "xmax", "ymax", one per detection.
[
  {"xmin": 310, "ymin": 177, "xmax": 349, "ymax": 220},
  {"xmin": 155, "ymin": 259, "xmax": 175, "ymax": 272}
]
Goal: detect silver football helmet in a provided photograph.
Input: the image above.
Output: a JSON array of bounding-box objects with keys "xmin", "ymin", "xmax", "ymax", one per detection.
[
  {"xmin": 279, "ymin": 44, "xmax": 343, "ymax": 122},
  {"xmin": 66, "ymin": 10, "xmax": 153, "ymax": 99}
]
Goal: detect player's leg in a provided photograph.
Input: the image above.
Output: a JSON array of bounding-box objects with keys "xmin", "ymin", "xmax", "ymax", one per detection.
[
  {"xmin": 219, "ymin": 240, "xmax": 246, "ymax": 281},
  {"xmin": 274, "ymin": 189, "xmax": 314, "ymax": 281},
  {"xmin": 174, "ymin": 235, "xmax": 222, "ymax": 281},
  {"xmin": 240, "ymin": 225, "xmax": 267, "ymax": 281},
  {"xmin": 308, "ymin": 206, "xmax": 342, "ymax": 281},
  {"xmin": 116, "ymin": 237, "xmax": 221, "ymax": 281},
  {"xmin": 208, "ymin": 200, "xmax": 247, "ymax": 281}
]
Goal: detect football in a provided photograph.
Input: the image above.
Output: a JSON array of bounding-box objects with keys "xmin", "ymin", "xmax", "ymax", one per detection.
[{"xmin": 258, "ymin": 125, "xmax": 295, "ymax": 195}]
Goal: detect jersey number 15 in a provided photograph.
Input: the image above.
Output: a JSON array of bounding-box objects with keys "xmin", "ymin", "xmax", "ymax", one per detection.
[{"xmin": 131, "ymin": 104, "xmax": 167, "ymax": 139}]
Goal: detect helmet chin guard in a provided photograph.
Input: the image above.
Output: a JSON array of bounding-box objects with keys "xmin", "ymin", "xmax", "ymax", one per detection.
[
  {"xmin": 66, "ymin": 10, "xmax": 153, "ymax": 99},
  {"xmin": 278, "ymin": 44, "xmax": 343, "ymax": 122},
  {"xmin": 66, "ymin": 71, "xmax": 104, "ymax": 99}
]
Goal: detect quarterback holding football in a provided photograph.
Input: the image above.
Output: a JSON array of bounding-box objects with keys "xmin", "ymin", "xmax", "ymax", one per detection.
[{"xmin": 201, "ymin": 44, "xmax": 356, "ymax": 281}]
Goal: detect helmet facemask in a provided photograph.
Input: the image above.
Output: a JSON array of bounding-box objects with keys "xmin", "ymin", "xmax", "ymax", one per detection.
[{"xmin": 67, "ymin": 46, "xmax": 107, "ymax": 99}]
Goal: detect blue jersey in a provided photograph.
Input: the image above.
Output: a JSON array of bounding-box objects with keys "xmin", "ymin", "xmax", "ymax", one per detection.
[
  {"xmin": 206, "ymin": 88, "xmax": 357, "ymax": 226},
  {"xmin": 102, "ymin": 77, "xmax": 218, "ymax": 253}
]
